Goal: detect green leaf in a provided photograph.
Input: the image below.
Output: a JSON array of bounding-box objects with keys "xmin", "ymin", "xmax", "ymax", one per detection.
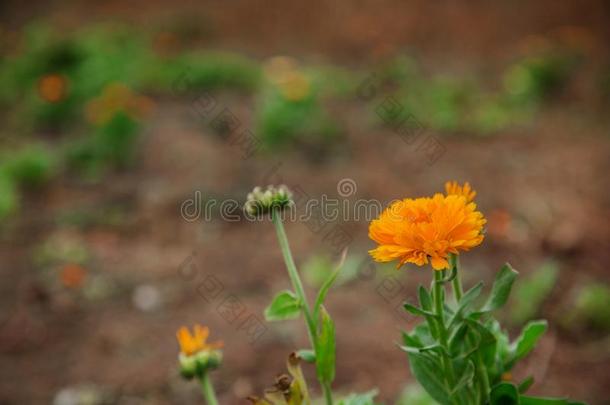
[
  {"xmin": 481, "ymin": 263, "xmax": 519, "ymax": 313},
  {"xmin": 448, "ymin": 324, "xmax": 469, "ymax": 356},
  {"xmin": 402, "ymin": 330, "xmax": 424, "ymax": 348},
  {"xmin": 490, "ymin": 382, "xmax": 519, "ymax": 405},
  {"xmin": 407, "ymin": 351, "xmax": 451, "ymax": 405},
  {"xmin": 465, "ymin": 319, "xmax": 497, "ymax": 367},
  {"xmin": 510, "ymin": 261, "xmax": 559, "ymax": 324},
  {"xmin": 264, "ymin": 290, "xmax": 301, "ymax": 321},
  {"xmin": 313, "ymin": 251, "xmax": 345, "ymax": 322},
  {"xmin": 296, "ymin": 349, "xmax": 316, "ymax": 363},
  {"xmin": 315, "ymin": 306, "xmax": 336, "ymax": 385},
  {"xmin": 451, "ymin": 361, "xmax": 475, "ymax": 394},
  {"xmin": 448, "ymin": 282, "xmax": 483, "ymax": 328},
  {"xmin": 506, "ymin": 320, "xmax": 547, "ymax": 370},
  {"xmin": 404, "ymin": 303, "xmax": 439, "ymax": 318},
  {"xmin": 521, "ymin": 396, "xmax": 584, "ymax": 404},
  {"xmin": 418, "ymin": 285, "xmax": 433, "ymax": 311},
  {"xmin": 518, "ymin": 376, "xmax": 535, "ymax": 393}
]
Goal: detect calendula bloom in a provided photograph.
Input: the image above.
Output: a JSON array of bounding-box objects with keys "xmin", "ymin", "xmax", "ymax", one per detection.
[
  {"xmin": 176, "ymin": 324, "xmax": 223, "ymax": 378},
  {"xmin": 176, "ymin": 324, "xmax": 223, "ymax": 356},
  {"xmin": 445, "ymin": 181, "xmax": 476, "ymax": 203},
  {"xmin": 368, "ymin": 182, "xmax": 486, "ymax": 270}
]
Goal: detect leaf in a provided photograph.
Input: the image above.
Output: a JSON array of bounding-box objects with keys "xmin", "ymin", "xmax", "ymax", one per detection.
[
  {"xmin": 490, "ymin": 382, "xmax": 519, "ymax": 405},
  {"xmin": 264, "ymin": 290, "xmax": 301, "ymax": 321},
  {"xmin": 451, "ymin": 361, "xmax": 475, "ymax": 394},
  {"xmin": 315, "ymin": 306, "xmax": 336, "ymax": 385},
  {"xmin": 481, "ymin": 263, "xmax": 519, "ymax": 313},
  {"xmin": 402, "ymin": 330, "xmax": 424, "ymax": 348},
  {"xmin": 448, "ymin": 282, "xmax": 483, "ymax": 328},
  {"xmin": 465, "ymin": 319, "xmax": 497, "ymax": 367},
  {"xmin": 418, "ymin": 285, "xmax": 433, "ymax": 311},
  {"xmin": 404, "ymin": 303, "xmax": 439, "ymax": 318},
  {"xmin": 313, "ymin": 249, "xmax": 346, "ymax": 322},
  {"xmin": 448, "ymin": 324, "xmax": 469, "ymax": 356},
  {"xmin": 407, "ymin": 351, "xmax": 452, "ymax": 405},
  {"xmin": 506, "ymin": 320, "xmax": 547, "ymax": 370},
  {"xmin": 518, "ymin": 376, "xmax": 535, "ymax": 393},
  {"xmin": 521, "ymin": 396, "xmax": 584, "ymax": 404},
  {"xmin": 296, "ymin": 349, "xmax": 316, "ymax": 363},
  {"xmin": 510, "ymin": 261, "xmax": 559, "ymax": 324}
]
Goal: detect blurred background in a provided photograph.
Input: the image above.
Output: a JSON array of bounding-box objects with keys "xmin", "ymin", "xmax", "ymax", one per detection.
[{"xmin": 0, "ymin": 0, "xmax": 609, "ymax": 404}]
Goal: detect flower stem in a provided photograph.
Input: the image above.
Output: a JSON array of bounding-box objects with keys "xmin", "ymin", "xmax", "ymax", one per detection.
[
  {"xmin": 433, "ymin": 270, "xmax": 457, "ymax": 404},
  {"xmin": 271, "ymin": 211, "xmax": 333, "ymax": 405},
  {"xmin": 200, "ymin": 372, "xmax": 219, "ymax": 405},
  {"xmin": 449, "ymin": 254, "xmax": 490, "ymax": 404},
  {"xmin": 449, "ymin": 254, "xmax": 462, "ymax": 303}
]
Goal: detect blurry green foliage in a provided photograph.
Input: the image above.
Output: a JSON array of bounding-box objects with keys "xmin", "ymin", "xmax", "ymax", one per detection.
[
  {"xmin": 144, "ymin": 51, "xmax": 262, "ymax": 93},
  {"xmin": 375, "ymin": 50, "xmax": 579, "ymax": 135},
  {"xmin": 395, "ymin": 384, "xmax": 436, "ymax": 405},
  {"xmin": 67, "ymin": 112, "xmax": 140, "ymax": 177},
  {"xmin": 33, "ymin": 232, "xmax": 90, "ymax": 266},
  {"xmin": 509, "ymin": 260, "xmax": 559, "ymax": 325},
  {"xmin": 0, "ymin": 144, "xmax": 57, "ymax": 219},
  {"xmin": 303, "ymin": 254, "xmax": 364, "ymax": 288},
  {"xmin": 2, "ymin": 144, "xmax": 58, "ymax": 187},
  {"xmin": 563, "ymin": 283, "xmax": 610, "ymax": 332},
  {"xmin": 503, "ymin": 53, "xmax": 578, "ymax": 104},
  {"xmin": 0, "ymin": 170, "xmax": 19, "ymax": 220},
  {"xmin": 0, "ymin": 24, "xmax": 155, "ymax": 131},
  {"xmin": 256, "ymin": 78, "xmax": 340, "ymax": 149}
]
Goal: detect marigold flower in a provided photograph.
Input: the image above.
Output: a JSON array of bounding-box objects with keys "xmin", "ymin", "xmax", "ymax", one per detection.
[
  {"xmin": 368, "ymin": 182, "xmax": 486, "ymax": 270},
  {"xmin": 445, "ymin": 180, "xmax": 476, "ymax": 203},
  {"xmin": 38, "ymin": 73, "xmax": 68, "ymax": 103},
  {"xmin": 176, "ymin": 324, "xmax": 223, "ymax": 356},
  {"xmin": 177, "ymin": 324, "xmax": 223, "ymax": 379}
]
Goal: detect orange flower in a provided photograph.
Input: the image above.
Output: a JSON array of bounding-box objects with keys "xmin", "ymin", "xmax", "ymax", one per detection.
[
  {"xmin": 176, "ymin": 324, "xmax": 223, "ymax": 356},
  {"xmin": 38, "ymin": 73, "xmax": 68, "ymax": 103},
  {"xmin": 445, "ymin": 181, "xmax": 476, "ymax": 203},
  {"xmin": 60, "ymin": 263, "xmax": 86, "ymax": 288},
  {"xmin": 368, "ymin": 182, "xmax": 486, "ymax": 270}
]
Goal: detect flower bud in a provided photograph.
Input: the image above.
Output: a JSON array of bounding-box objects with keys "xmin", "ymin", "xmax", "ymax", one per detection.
[{"xmin": 245, "ymin": 185, "xmax": 293, "ymax": 216}]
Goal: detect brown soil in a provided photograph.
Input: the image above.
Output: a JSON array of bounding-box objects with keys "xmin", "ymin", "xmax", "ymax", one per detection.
[{"xmin": 1, "ymin": 1, "xmax": 610, "ymax": 404}]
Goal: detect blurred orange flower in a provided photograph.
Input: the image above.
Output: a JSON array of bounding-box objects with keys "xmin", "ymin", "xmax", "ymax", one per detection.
[
  {"xmin": 60, "ymin": 263, "xmax": 86, "ymax": 288},
  {"xmin": 85, "ymin": 82, "xmax": 154, "ymax": 125},
  {"xmin": 369, "ymin": 181, "xmax": 486, "ymax": 270},
  {"xmin": 445, "ymin": 181, "xmax": 477, "ymax": 203},
  {"xmin": 176, "ymin": 324, "xmax": 223, "ymax": 356},
  {"xmin": 38, "ymin": 73, "xmax": 68, "ymax": 103}
]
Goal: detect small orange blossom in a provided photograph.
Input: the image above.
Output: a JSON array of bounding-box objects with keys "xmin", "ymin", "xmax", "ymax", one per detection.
[{"xmin": 176, "ymin": 324, "xmax": 223, "ymax": 356}]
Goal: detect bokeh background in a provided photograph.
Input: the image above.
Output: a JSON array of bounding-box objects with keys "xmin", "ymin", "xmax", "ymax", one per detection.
[{"xmin": 1, "ymin": 1, "xmax": 609, "ymax": 404}]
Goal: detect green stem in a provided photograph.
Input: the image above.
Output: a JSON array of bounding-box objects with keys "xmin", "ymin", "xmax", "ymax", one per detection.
[
  {"xmin": 323, "ymin": 382, "xmax": 333, "ymax": 405},
  {"xmin": 433, "ymin": 270, "xmax": 458, "ymax": 404},
  {"xmin": 272, "ymin": 211, "xmax": 333, "ymax": 405},
  {"xmin": 449, "ymin": 254, "xmax": 462, "ymax": 303},
  {"xmin": 449, "ymin": 254, "xmax": 490, "ymax": 405},
  {"xmin": 200, "ymin": 372, "xmax": 219, "ymax": 405}
]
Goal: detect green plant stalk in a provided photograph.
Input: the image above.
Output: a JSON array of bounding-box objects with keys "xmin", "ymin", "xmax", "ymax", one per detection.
[
  {"xmin": 449, "ymin": 254, "xmax": 490, "ymax": 404},
  {"xmin": 433, "ymin": 270, "xmax": 458, "ymax": 404},
  {"xmin": 271, "ymin": 211, "xmax": 334, "ymax": 405},
  {"xmin": 201, "ymin": 372, "xmax": 219, "ymax": 405},
  {"xmin": 449, "ymin": 254, "xmax": 462, "ymax": 302}
]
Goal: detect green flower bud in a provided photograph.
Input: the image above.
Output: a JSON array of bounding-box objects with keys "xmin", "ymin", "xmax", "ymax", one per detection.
[
  {"xmin": 178, "ymin": 350, "xmax": 223, "ymax": 379},
  {"xmin": 178, "ymin": 353, "xmax": 198, "ymax": 379},
  {"xmin": 245, "ymin": 185, "xmax": 293, "ymax": 216}
]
